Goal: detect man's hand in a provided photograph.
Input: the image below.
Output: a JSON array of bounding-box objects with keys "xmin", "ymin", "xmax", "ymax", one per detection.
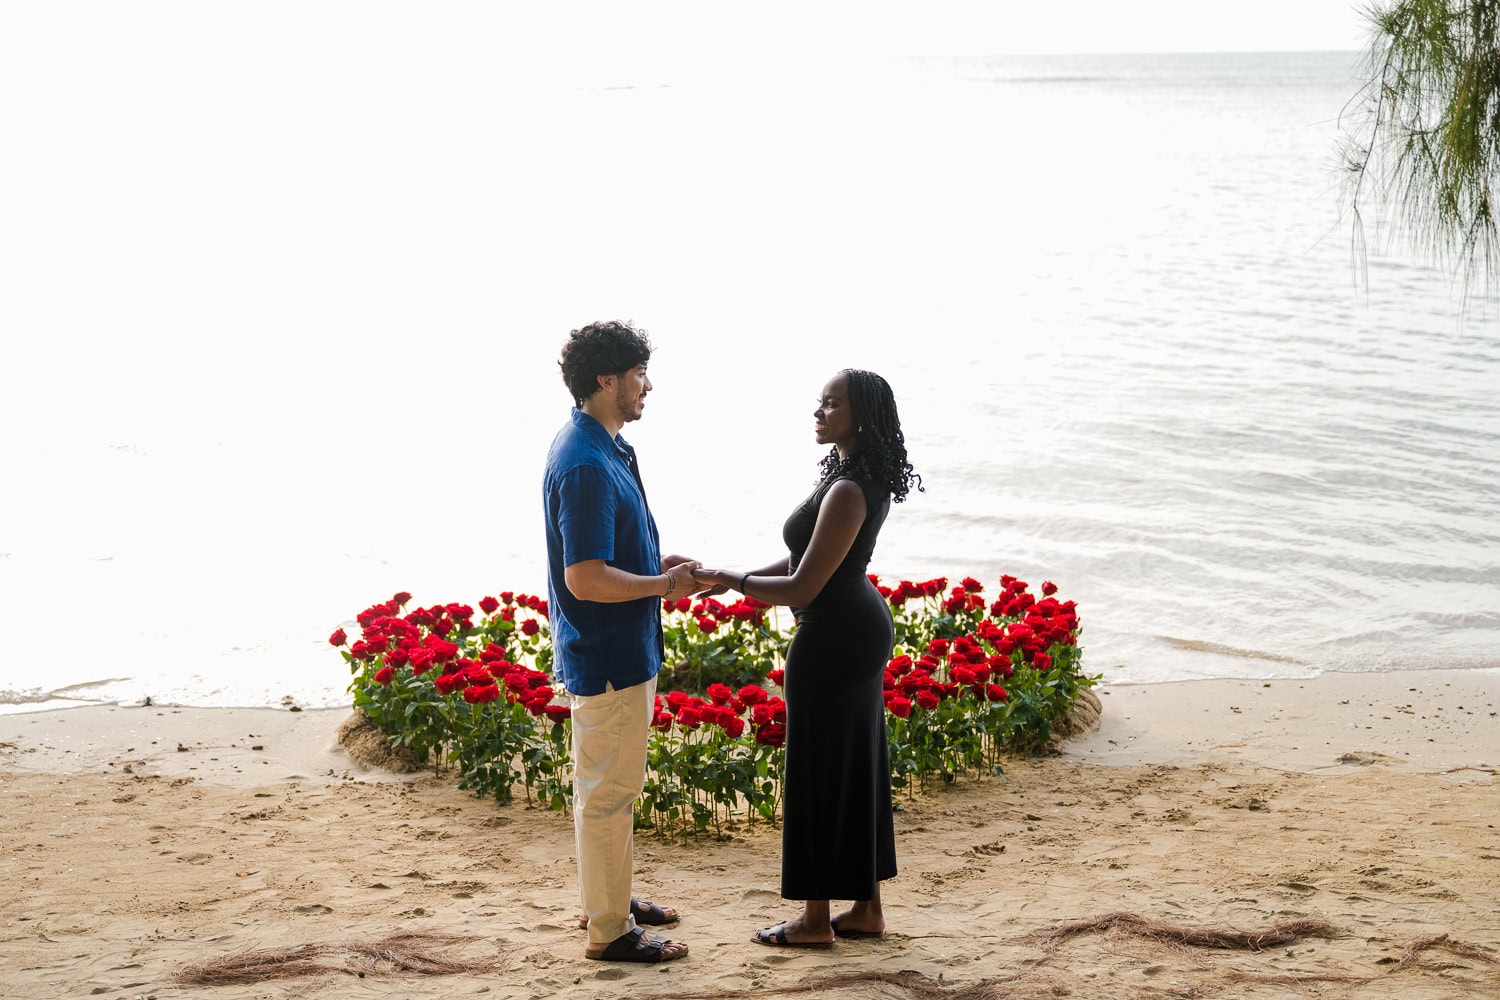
[
  {"xmin": 662, "ymin": 559, "xmax": 701, "ymax": 601},
  {"xmin": 664, "ymin": 553, "xmax": 723, "ymax": 597}
]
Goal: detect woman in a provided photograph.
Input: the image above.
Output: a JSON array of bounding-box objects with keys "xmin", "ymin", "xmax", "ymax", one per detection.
[{"xmin": 694, "ymin": 369, "xmax": 921, "ymax": 947}]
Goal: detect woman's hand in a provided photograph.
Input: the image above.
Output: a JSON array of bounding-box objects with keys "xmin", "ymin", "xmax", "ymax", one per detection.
[{"xmin": 691, "ymin": 567, "xmax": 731, "ymax": 598}]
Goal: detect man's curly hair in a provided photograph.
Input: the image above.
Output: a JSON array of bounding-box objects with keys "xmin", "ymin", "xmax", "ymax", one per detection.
[
  {"xmin": 558, "ymin": 321, "xmax": 654, "ymax": 405},
  {"xmin": 818, "ymin": 369, "xmax": 923, "ymax": 503}
]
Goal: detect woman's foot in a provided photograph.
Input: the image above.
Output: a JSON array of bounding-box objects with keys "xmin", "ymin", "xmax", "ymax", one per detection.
[
  {"xmin": 830, "ymin": 904, "xmax": 885, "ymax": 938},
  {"xmin": 751, "ymin": 915, "xmax": 834, "ymax": 948}
]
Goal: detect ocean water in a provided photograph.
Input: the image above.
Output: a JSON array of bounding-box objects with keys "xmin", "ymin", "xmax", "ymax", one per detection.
[{"xmin": 3, "ymin": 46, "xmax": 1497, "ymax": 714}]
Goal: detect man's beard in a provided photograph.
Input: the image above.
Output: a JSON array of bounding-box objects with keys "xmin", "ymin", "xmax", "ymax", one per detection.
[{"xmin": 616, "ymin": 384, "xmax": 644, "ymax": 422}]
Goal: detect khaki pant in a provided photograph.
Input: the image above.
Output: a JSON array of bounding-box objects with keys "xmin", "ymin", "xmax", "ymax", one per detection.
[{"xmin": 570, "ymin": 676, "xmax": 656, "ymax": 944}]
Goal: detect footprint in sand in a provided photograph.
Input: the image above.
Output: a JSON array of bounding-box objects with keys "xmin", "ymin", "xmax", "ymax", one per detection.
[
  {"xmin": 593, "ymin": 967, "xmax": 631, "ymax": 981},
  {"xmin": 1337, "ymin": 751, "xmax": 1402, "ymax": 766}
]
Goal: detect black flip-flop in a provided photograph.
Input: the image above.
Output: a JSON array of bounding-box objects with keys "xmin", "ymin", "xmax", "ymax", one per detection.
[
  {"xmin": 586, "ymin": 927, "xmax": 687, "ymax": 963},
  {"xmin": 578, "ymin": 897, "xmax": 680, "ymax": 931},
  {"xmin": 752, "ymin": 922, "xmax": 834, "ymax": 948},
  {"xmin": 830, "ymin": 916, "xmax": 884, "ymax": 940}
]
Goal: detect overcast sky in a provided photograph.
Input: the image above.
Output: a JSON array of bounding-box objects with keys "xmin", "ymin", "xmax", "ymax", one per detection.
[
  {"xmin": 558, "ymin": 1, "xmax": 1372, "ymax": 56},
  {"xmin": 2, "ymin": 2, "xmax": 1371, "ymax": 73}
]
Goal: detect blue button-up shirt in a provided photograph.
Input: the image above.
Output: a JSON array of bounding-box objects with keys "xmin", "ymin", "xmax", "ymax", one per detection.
[{"xmin": 543, "ymin": 408, "xmax": 663, "ymax": 696}]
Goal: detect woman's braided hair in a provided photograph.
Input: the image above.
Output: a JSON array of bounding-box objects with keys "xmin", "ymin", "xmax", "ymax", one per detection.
[{"xmin": 818, "ymin": 369, "xmax": 923, "ymax": 503}]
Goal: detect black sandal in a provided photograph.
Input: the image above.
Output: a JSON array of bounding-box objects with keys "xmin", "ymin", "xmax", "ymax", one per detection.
[
  {"xmin": 578, "ymin": 897, "xmax": 680, "ymax": 930},
  {"xmin": 586, "ymin": 927, "xmax": 687, "ymax": 963},
  {"xmin": 751, "ymin": 922, "xmax": 835, "ymax": 949}
]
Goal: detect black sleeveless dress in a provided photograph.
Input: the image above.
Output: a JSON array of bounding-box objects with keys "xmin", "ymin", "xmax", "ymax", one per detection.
[{"xmin": 779, "ymin": 472, "xmax": 898, "ymax": 901}]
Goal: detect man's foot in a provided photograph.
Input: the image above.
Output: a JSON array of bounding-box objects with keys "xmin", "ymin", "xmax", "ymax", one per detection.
[
  {"xmin": 585, "ymin": 927, "xmax": 688, "ymax": 963},
  {"xmin": 751, "ymin": 919, "xmax": 834, "ymax": 948},
  {"xmin": 830, "ymin": 908, "xmax": 885, "ymax": 939},
  {"xmin": 577, "ymin": 897, "xmax": 680, "ymax": 931}
]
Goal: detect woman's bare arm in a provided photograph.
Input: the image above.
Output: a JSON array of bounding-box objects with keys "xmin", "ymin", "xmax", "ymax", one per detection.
[{"xmin": 694, "ymin": 480, "xmax": 866, "ymax": 607}]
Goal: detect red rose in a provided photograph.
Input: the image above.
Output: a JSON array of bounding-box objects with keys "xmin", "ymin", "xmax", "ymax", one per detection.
[
  {"xmin": 425, "ymin": 637, "xmax": 460, "ymax": 661},
  {"xmin": 328, "ymin": 628, "xmax": 347, "ymax": 647},
  {"xmin": 676, "ymin": 706, "xmax": 704, "ymax": 729},
  {"xmin": 674, "ymin": 597, "xmax": 692, "ymax": 613},
  {"xmin": 520, "ymin": 619, "xmax": 540, "ymax": 637},
  {"xmin": 463, "ymin": 683, "xmax": 500, "ymax": 704},
  {"xmin": 1041, "ymin": 580, "xmax": 1058, "ymax": 596},
  {"xmin": 652, "ymin": 710, "xmax": 674, "ymax": 731},
  {"xmin": 695, "ymin": 616, "xmax": 718, "ymax": 634},
  {"xmin": 374, "ymin": 666, "xmax": 395, "ymax": 686},
  {"xmin": 737, "ymin": 684, "xmax": 769, "ymax": 706},
  {"xmin": 926, "ymin": 638, "xmax": 950, "ymax": 656},
  {"xmin": 961, "ymin": 576, "xmax": 983, "ymax": 593},
  {"xmin": 952, "ymin": 666, "xmax": 977, "ymax": 685},
  {"xmin": 916, "ymin": 690, "xmax": 941, "ymax": 711},
  {"xmin": 886, "ymin": 695, "xmax": 913, "ymax": 719},
  {"xmin": 754, "ymin": 722, "xmax": 786, "ymax": 747},
  {"xmin": 544, "ymin": 704, "xmax": 571, "ymax": 724},
  {"xmin": 479, "ymin": 596, "xmax": 500, "ymax": 614},
  {"xmin": 434, "ymin": 672, "xmax": 464, "ymax": 695},
  {"xmin": 706, "ymin": 683, "xmax": 733, "ymax": 706},
  {"xmin": 767, "ymin": 669, "xmax": 785, "ymax": 687},
  {"xmin": 409, "ymin": 648, "xmax": 436, "ymax": 675},
  {"xmin": 393, "ymin": 591, "xmax": 412, "ymax": 605},
  {"xmin": 721, "ymin": 716, "xmax": 747, "ymax": 739},
  {"xmin": 1033, "ymin": 653, "xmax": 1052, "ymax": 671},
  {"xmin": 987, "ymin": 684, "xmax": 1008, "ymax": 702}
]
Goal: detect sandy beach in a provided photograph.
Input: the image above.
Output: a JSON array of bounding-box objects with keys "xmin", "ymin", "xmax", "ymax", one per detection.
[{"xmin": 3, "ymin": 668, "xmax": 1497, "ymax": 1000}]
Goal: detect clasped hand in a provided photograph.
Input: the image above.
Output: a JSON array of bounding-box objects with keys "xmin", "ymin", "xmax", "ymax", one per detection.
[
  {"xmin": 689, "ymin": 566, "xmax": 730, "ymax": 598},
  {"xmin": 663, "ymin": 554, "xmax": 730, "ymax": 598}
]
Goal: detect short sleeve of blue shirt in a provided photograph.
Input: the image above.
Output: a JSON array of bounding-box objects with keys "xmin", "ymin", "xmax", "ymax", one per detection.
[{"xmin": 556, "ymin": 465, "xmax": 617, "ymax": 566}]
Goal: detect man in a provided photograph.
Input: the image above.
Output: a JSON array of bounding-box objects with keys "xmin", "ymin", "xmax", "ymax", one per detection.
[{"xmin": 542, "ymin": 320, "xmax": 695, "ymax": 964}]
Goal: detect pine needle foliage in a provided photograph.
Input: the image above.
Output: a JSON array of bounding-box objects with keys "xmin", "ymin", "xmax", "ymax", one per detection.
[{"xmin": 1341, "ymin": 0, "xmax": 1500, "ymax": 295}]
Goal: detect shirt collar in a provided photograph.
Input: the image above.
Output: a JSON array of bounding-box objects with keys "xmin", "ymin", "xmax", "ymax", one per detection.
[{"xmin": 571, "ymin": 407, "xmax": 634, "ymax": 458}]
